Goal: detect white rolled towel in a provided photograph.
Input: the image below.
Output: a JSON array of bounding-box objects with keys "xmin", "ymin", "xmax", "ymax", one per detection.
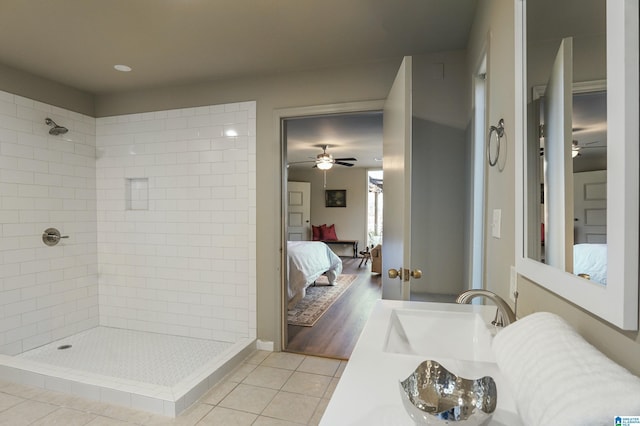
[{"xmin": 492, "ymin": 312, "xmax": 640, "ymax": 426}]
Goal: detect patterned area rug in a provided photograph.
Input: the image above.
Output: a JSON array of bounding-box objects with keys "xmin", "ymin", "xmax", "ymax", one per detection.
[{"xmin": 288, "ymin": 274, "xmax": 358, "ymax": 327}]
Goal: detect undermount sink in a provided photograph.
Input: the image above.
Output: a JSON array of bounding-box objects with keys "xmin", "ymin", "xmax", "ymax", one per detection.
[{"xmin": 384, "ymin": 308, "xmax": 496, "ymax": 363}]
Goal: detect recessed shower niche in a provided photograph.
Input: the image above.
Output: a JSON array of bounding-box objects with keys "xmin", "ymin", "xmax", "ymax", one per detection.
[{"xmin": 126, "ymin": 178, "xmax": 149, "ymax": 210}]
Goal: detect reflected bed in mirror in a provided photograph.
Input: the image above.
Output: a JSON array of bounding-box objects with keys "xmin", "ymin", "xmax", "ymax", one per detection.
[{"xmin": 515, "ymin": 0, "xmax": 638, "ymax": 330}]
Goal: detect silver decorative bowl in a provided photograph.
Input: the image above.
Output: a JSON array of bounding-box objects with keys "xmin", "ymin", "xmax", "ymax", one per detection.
[{"xmin": 399, "ymin": 360, "xmax": 497, "ymax": 425}]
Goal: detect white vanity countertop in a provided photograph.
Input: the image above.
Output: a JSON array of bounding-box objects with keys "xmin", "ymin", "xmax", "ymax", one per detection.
[{"xmin": 320, "ymin": 299, "xmax": 523, "ymax": 426}]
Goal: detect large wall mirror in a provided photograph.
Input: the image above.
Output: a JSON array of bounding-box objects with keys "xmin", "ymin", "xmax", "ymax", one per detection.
[{"xmin": 515, "ymin": 0, "xmax": 639, "ymax": 330}]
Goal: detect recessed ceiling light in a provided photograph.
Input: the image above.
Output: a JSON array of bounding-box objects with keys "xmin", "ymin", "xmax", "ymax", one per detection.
[
  {"xmin": 225, "ymin": 129, "xmax": 238, "ymax": 137},
  {"xmin": 114, "ymin": 64, "xmax": 132, "ymax": 72}
]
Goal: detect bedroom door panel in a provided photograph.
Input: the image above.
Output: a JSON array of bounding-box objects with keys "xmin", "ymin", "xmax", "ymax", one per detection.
[
  {"xmin": 382, "ymin": 56, "xmax": 413, "ymax": 300},
  {"xmin": 573, "ymin": 170, "xmax": 607, "ymax": 244},
  {"xmin": 287, "ymin": 181, "xmax": 311, "ymax": 241}
]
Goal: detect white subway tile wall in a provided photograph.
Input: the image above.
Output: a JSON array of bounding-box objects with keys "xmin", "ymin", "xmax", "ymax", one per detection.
[
  {"xmin": 0, "ymin": 91, "xmax": 99, "ymax": 355},
  {"xmin": 95, "ymin": 102, "xmax": 257, "ymax": 342},
  {"xmin": 1, "ymin": 92, "xmax": 257, "ymax": 357}
]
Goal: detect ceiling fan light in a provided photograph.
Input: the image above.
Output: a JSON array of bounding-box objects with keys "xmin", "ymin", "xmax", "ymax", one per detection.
[{"xmin": 317, "ymin": 161, "xmax": 333, "ymax": 170}]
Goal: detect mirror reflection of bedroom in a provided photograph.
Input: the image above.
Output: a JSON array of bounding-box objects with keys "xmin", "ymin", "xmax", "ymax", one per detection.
[{"xmin": 284, "ymin": 112, "xmax": 384, "ymax": 359}]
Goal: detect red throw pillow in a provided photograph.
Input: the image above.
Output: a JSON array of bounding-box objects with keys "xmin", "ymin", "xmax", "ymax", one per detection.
[
  {"xmin": 312, "ymin": 224, "xmax": 325, "ymax": 241},
  {"xmin": 322, "ymin": 224, "xmax": 338, "ymax": 241}
]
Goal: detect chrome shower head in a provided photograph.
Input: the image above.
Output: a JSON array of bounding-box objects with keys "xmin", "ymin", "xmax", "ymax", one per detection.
[{"xmin": 45, "ymin": 118, "xmax": 68, "ymax": 135}]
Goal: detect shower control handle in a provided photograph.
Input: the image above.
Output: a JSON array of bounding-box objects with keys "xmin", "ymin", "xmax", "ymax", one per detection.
[{"xmin": 42, "ymin": 228, "xmax": 69, "ymax": 246}]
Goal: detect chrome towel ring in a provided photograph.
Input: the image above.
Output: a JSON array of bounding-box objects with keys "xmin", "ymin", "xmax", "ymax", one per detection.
[{"xmin": 487, "ymin": 118, "xmax": 505, "ymax": 167}]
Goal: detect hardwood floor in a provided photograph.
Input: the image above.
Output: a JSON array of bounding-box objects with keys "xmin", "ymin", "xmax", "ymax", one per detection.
[{"xmin": 286, "ymin": 257, "xmax": 382, "ymax": 360}]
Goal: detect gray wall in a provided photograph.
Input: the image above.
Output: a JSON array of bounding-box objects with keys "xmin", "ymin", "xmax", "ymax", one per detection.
[{"xmin": 0, "ymin": 63, "xmax": 94, "ymax": 116}]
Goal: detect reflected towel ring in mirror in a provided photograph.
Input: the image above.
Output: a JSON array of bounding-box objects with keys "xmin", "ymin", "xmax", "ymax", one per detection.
[{"xmin": 487, "ymin": 118, "xmax": 505, "ymax": 167}]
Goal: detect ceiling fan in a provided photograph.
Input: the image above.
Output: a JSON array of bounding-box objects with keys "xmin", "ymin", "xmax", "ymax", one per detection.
[
  {"xmin": 289, "ymin": 145, "xmax": 357, "ymax": 170},
  {"xmin": 572, "ymin": 139, "xmax": 606, "ymax": 158}
]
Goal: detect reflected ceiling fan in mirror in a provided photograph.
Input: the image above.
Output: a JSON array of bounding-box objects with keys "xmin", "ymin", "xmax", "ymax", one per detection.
[
  {"xmin": 571, "ymin": 139, "xmax": 605, "ymax": 158},
  {"xmin": 288, "ymin": 145, "xmax": 358, "ymax": 170}
]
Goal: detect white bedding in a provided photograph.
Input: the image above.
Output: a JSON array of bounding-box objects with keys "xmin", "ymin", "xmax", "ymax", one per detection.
[
  {"xmin": 287, "ymin": 241, "xmax": 343, "ymax": 309},
  {"xmin": 573, "ymin": 243, "xmax": 607, "ymax": 284}
]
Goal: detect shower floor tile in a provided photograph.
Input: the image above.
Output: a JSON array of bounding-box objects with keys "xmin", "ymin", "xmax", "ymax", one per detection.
[{"xmin": 17, "ymin": 327, "xmax": 234, "ymax": 387}]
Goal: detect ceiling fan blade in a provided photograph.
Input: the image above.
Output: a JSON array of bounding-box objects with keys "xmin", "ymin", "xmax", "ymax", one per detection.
[
  {"xmin": 288, "ymin": 160, "xmax": 316, "ymax": 165},
  {"xmin": 335, "ymin": 161, "xmax": 354, "ymax": 167},
  {"xmin": 334, "ymin": 157, "xmax": 357, "ymax": 161}
]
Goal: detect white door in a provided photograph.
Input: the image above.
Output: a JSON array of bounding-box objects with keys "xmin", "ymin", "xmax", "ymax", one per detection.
[
  {"xmin": 287, "ymin": 181, "xmax": 311, "ymax": 241},
  {"xmin": 573, "ymin": 170, "xmax": 607, "ymax": 243},
  {"xmin": 382, "ymin": 57, "xmax": 413, "ymax": 300},
  {"xmin": 543, "ymin": 37, "xmax": 574, "ymax": 270}
]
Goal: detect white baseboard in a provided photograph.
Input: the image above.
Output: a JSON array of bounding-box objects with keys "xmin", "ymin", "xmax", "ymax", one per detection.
[{"xmin": 256, "ymin": 339, "xmax": 274, "ymax": 351}]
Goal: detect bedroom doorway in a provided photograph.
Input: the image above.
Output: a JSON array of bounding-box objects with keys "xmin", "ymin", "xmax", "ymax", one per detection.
[{"xmin": 279, "ymin": 101, "xmax": 384, "ymax": 359}]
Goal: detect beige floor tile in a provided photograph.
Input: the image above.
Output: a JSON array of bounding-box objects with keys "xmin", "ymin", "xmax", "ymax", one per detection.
[
  {"xmin": 30, "ymin": 407, "xmax": 97, "ymax": 426},
  {"xmin": 261, "ymin": 352, "xmax": 305, "ymax": 370},
  {"xmin": 281, "ymin": 372, "xmax": 331, "ymax": 398},
  {"xmin": 309, "ymin": 398, "xmax": 330, "ymax": 426},
  {"xmin": 242, "ymin": 366, "xmax": 292, "ymax": 390},
  {"xmin": 0, "ymin": 399, "xmax": 58, "ymax": 426},
  {"xmin": 261, "ymin": 391, "xmax": 320, "ymax": 424},
  {"xmin": 245, "ymin": 350, "xmax": 270, "ymax": 365},
  {"xmin": 335, "ymin": 361, "xmax": 348, "ymax": 378},
  {"xmin": 145, "ymin": 403, "xmax": 213, "ymax": 426},
  {"xmin": 226, "ymin": 362, "xmax": 258, "ymax": 383},
  {"xmin": 89, "ymin": 402, "xmax": 155, "ymax": 424},
  {"xmin": 252, "ymin": 416, "xmax": 300, "ymax": 425},
  {"xmin": 199, "ymin": 380, "xmax": 238, "ymax": 406},
  {"xmin": 297, "ymin": 357, "xmax": 340, "ymax": 377},
  {"xmin": 0, "ymin": 391, "xmax": 24, "ymax": 412},
  {"xmin": 323, "ymin": 377, "xmax": 340, "ymax": 399},
  {"xmin": 0, "ymin": 382, "xmax": 48, "ymax": 400},
  {"xmin": 218, "ymin": 384, "xmax": 277, "ymax": 414},
  {"xmin": 196, "ymin": 406, "xmax": 257, "ymax": 425},
  {"xmin": 85, "ymin": 416, "xmax": 136, "ymax": 425}
]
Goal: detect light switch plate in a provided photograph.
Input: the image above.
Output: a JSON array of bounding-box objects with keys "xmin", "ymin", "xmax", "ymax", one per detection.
[{"xmin": 492, "ymin": 209, "xmax": 501, "ymax": 238}]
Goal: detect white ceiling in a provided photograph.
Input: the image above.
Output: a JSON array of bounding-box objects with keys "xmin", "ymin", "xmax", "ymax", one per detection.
[
  {"xmin": 285, "ymin": 112, "xmax": 383, "ymax": 169},
  {"xmin": 0, "ymin": 0, "xmax": 478, "ymax": 95}
]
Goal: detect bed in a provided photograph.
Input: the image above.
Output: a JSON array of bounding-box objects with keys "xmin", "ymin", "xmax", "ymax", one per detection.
[
  {"xmin": 573, "ymin": 243, "xmax": 607, "ymax": 285},
  {"xmin": 287, "ymin": 241, "xmax": 343, "ymax": 309}
]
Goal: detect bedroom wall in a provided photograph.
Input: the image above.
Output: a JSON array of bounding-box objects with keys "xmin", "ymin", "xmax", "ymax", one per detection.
[{"xmin": 287, "ymin": 167, "xmax": 368, "ymax": 257}]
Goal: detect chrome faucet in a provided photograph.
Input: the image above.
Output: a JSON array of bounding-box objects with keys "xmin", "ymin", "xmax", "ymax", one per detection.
[{"xmin": 456, "ymin": 289, "xmax": 517, "ymax": 327}]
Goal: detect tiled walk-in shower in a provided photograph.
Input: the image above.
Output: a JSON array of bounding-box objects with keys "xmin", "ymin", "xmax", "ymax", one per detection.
[{"xmin": 0, "ymin": 91, "xmax": 257, "ymax": 415}]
